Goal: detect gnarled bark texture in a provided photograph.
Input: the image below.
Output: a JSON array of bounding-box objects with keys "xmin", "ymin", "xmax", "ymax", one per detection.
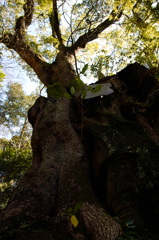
[{"xmin": 1, "ymin": 62, "xmax": 159, "ymax": 240}]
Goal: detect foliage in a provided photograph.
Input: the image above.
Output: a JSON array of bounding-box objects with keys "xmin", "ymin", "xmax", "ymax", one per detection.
[
  {"xmin": 61, "ymin": 202, "xmax": 83, "ymax": 228},
  {"xmin": 0, "ymin": 81, "xmax": 36, "ymax": 211},
  {"xmin": 0, "ymin": 81, "xmax": 38, "ymax": 136},
  {"xmin": 88, "ymin": 85, "xmax": 102, "ymax": 93},
  {"xmin": 0, "ymin": 138, "xmax": 32, "ymax": 211},
  {"xmin": 71, "ymin": 215, "xmax": 78, "ymax": 228},
  {"xmin": 47, "ymin": 83, "xmax": 65, "ymax": 99},
  {"xmin": 0, "ymin": 0, "xmax": 158, "ymax": 80},
  {"xmin": 89, "ymin": 1, "xmax": 159, "ymax": 77},
  {"xmin": 0, "ymin": 70, "xmax": 5, "ymax": 84}
]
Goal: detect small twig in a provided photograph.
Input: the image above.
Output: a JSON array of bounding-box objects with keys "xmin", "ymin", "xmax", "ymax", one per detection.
[
  {"xmin": 70, "ymin": 6, "xmax": 79, "ymax": 77},
  {"xmin": 57, "ymin": 1, "xmax": 65, "ymax": 10},
  {"xmin": 67, "ymin": 7, "xmax": 93, "ymax": 47},
  {"xmin": 62, "ymin": 5, "xmax": 71, "ymax": 26},
  {"xmin": 40, "ymin": 85, "xmax": 45, "ymax": 96},
  {"xmin": 71, "ymin": 37, "xmax": 79, "ymax": 77}
]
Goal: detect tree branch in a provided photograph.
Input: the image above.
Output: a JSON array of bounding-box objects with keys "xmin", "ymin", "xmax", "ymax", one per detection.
[
  {"xmin": 0, "ymin": 0, "xmax": 52, "ymax": 86},
  {"xmin": 70, "ymin": 18, "xmax": 79, "ymax": 77},
  {"xmin": 23, "ymin": 0, "xmax": 34, "ymax": 28},
  {"xmin": 49, "ymin": 11, "xmax": 56, "ymax": 39},
  {"xmin": 15, "ymin": 0, "xmax": 34, "ymax": 40},
  {"xmin": 0, "ymin": 33, "xmax": 51, "ymax": 86},
  {"xmin": 132, "ymin": 0, "xmax": 147, "ymax": 27},
  {"xmin": 70, "ymin": 10, "xmax": 122, "ymax": 51},
  {"xmin": 67, "ymin": 6, "xmax": 93, "ymax": 47},
  {"xmin": 53, "ymin": 0, "xmax": 63, "ymax": 44}
]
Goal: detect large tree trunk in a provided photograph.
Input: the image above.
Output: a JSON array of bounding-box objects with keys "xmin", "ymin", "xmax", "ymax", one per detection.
[{"xmin": 1, "ymin": 60, "xmax": 159, "ymax": 240}]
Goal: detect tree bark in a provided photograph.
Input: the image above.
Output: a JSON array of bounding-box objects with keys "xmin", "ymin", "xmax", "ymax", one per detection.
[
  {"xmin": 1, "ymin": 61, "xmax": 159, "ymax": 240},
  {"xmin": 1, "ymin": 0, "xmax": 159, "ymax": 238}
]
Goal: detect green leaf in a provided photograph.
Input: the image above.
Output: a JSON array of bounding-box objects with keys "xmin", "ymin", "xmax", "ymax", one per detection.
[
  {"xmin": 81, "ymin": 64, "xmax": 88, "ymax": 74},
  {"xmin": 70, "ymin": 86, "xmax": 75, "ymax": 96},
  {"xmin": 47, "ymin": 83, "xmax": 65, "ymax": 99},
  {"xmin": 81, "ymin": 89, "xmax": 87, "ymax": 100},
  {"xmin": 0, "ymin": 70, "xmax": 5, "ymax": 82},
  {"xmin": 67, "ymin": 207, "xmax": 73, "ymax": 213},
  {"xmin": 64, "ymin": 92, "xmax": 72, "ymax": 99},
  {"xmin": 76, "ymin": 78, "xmax": 84, "ymax": 87},
  {"xmin": 73, "ymin": 201, "xmax": 83, "ymax": 213},
  {"xmin": 71, "ymin": 215, "xmax": 78, "ymax": 228},
  {"xmin": 93, "ymin": 85, "xmax": 102, "ymax": 93},
  {"xmin": 88, "ymin": 86, "xmax": 94, "ymax": 93},
  {"xmin": 44, "ymin": 36, "xmax": 55, "ymax": 44},
  {"xmin": 88, "ymin": 85, "xmax": 102, "ymax": 93}
]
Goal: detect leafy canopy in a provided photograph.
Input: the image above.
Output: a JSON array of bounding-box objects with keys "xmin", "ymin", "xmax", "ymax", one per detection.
[
  {"xmin": 0, "ymin": 81, "xmax": 37, "ymax": 210},
  {"xmin": 0, "ymin": 82, "xmax": 38, "ymax": 136},
  {"xmin": 0, "ymin": 0, "xmax": 158, "ymax": 81},
  {"xmin": 0, "ymin": 138, "xmax": 32, "ymax": 211}
]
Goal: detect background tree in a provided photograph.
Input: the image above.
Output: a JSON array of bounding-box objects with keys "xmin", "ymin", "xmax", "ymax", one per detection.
[
  {"xmin": 0, "ymin": 81, "xmax": 38, "ymax": 212},
  {"xmin": 0, "ymin": 0, "xmax": 159, "ymax": 240},
  {"xmin": 0, "ymin": 82, "xmax": 37, "ymax": 136},
  {"xmin": 0, "ymin": 137, "xmax": 32, "ymax": 212}
]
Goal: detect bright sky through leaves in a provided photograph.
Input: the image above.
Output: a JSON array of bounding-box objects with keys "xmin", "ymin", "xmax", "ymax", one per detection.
[
  {"xmin": 0, "ymin": 0, "xmax": 159, "ymax": 139},
  {"xmin": 0, "ymin": 0, "xmax": 158, "ymax": 86}
]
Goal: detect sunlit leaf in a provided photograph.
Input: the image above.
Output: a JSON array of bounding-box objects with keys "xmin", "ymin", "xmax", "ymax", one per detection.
[{"xmin": 71, "ymin": 215, "xmax": 78, "ymax": 228}]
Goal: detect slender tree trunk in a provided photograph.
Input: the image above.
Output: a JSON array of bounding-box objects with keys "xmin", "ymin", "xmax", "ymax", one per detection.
[
  {"xmin": 18, "ymin": 116, "xmax": 28, "ymax": 150},
  {"xmin": 1, "ymin": 61, "xmax": 159, "ymax": 240}
]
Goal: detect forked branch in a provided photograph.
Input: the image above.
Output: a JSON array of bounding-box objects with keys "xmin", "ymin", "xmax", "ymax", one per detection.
[
  {"xmin": 0, "ymin": 0, "xmax": 51, "ymax": 86},
  {"xmin": 70, "ymin": 10, "xmax": 122, "ymax": 51},
  {"xmin": 67, "ymin": 6, "xmax": 93, "ymax": 46},
  {"xmin": 15, "ymin": 0, "xmax": 34, "ymax": 37}
]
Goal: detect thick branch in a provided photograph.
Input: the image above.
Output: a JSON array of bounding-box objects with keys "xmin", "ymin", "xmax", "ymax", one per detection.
[
  {"xmin": 70, "ymin": 11, "xmax": 122, "ymax": 51},
  {"xmin": 18, "ymin": 115, "xmax": 28, "ymax": 150},
  {"xmin": 53, "ymin": 0, "xmax": 63, "ymax": 44},
  {"xmin": 0, "ymin": 33, "xmax": 50, "ymax": 86},
  {"xmin": 23, "ymin": 0, "xmax": 34, "ymax": 28},
  {"xmin": 49, "ymin": 12, "xmax": 56, "ymax": 38},
  {"xmin": 15, "ymin": 0, "xmax": 34, "ymax": 39},
  {"xmin": 0, "ymin": 0, "xmax": 52, "ymax": 86}
]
